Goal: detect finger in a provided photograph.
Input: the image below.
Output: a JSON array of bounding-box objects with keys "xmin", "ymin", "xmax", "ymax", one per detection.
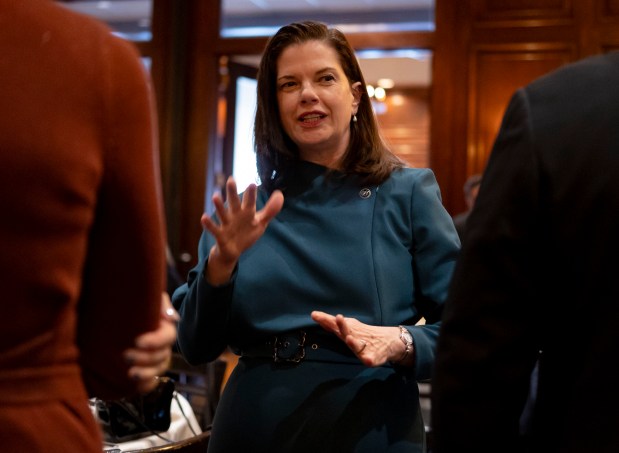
[
  {"xmin": 258, "ymin": 190, "xmax": 284, "ymax": 225},
  {"xmin": 201, "ymin": 215, "xmax": 222, "ymax": 240},
  {"xmin": 125, "ymin": 346, "xmax": 171, "ymax": 368},
  {"xmin": 134, "ymin": 321, "xmax": 176, "ymax": 350},
  {"xmin": 241, "ymin": 183, "xmax": 257, "ymax": 211},
  {"xmin": 311, "ymin": 311, "xmax": 340, "ymax": 335},
  {"xmin": 225, "ymin": 177, "xmax": 241, "ymax": 212},
  {"xmin": 311, "ymin": 310, "xmax": 330, "ymax": 321},
  {"xmin": 343, "ymin": 334, "xmax": 368, "ymax": 359},
  {"xmin": 212, "ymin": 194, "xmax": 229, "ymax": 225},
  {"xmin": 161, "ymin": 292, "xmax": 180, "ymax": 322},
  {"xmin": 335, "ymin": 314, "xmax": 351, "ymax": 338},
  {"xmin": 202, "ymin": 215, "xmax": 229, "ymax": 249}
]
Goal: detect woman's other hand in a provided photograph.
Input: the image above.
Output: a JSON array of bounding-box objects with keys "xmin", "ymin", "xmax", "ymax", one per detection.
[
  {"xmin": 311, "ymin": 311, "xmax": 412, "ymax": 367},
  {"xmin": 123, "ymin": 292, "xmax": 179, "ymax": 394},
  {"xmin": 202, "ymin": 176, "xmax": 284, "ymax": 285}
]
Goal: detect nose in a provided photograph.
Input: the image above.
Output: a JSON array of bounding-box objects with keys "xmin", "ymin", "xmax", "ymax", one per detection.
[{"xmin": 300, "ymin": 82, "xmax": 318, "ymax": 104}]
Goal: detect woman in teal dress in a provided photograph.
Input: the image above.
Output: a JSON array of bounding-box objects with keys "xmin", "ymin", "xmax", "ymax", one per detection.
[{"xmin": 173, "ymin": 21, "xmax": 459, "ymax": 452}]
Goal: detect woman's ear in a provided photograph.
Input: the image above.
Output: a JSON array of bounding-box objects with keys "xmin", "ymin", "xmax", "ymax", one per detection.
[{"xmin": 351, "ymin": 81, "xmax": 362, "ymax": 112}]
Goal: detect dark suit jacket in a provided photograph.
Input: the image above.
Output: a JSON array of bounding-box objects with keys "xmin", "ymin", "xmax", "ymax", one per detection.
[
  {"xmin": 432, "ymin": 52, "xmax": 619, "ymax": 453},
  {"xmin": 0, "ymin": 1, "xmax": 165, "ymax": 451}
]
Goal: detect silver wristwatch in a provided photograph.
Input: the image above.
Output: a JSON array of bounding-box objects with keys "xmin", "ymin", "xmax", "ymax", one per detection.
[{"xmin": 396, "ymin": 325, "xmax": 413, "ymax": 363}]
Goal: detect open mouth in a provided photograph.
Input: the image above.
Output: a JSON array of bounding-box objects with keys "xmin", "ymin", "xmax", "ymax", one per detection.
[{"xmin": 299, "ymin": 113, "xmax": 326, "ymax": 123}]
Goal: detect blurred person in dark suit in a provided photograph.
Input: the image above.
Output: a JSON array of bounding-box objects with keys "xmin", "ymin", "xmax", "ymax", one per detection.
[
  {"xmin": 432, "ymin": 52, "xmax": 619, "ymax": 453},
  {"xmin": 0, "ymin": 1, "xmax": 175, "ymax": 451}
]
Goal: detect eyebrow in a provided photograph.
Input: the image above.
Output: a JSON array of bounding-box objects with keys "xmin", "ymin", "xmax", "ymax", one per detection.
[{"xmin": 277, "ymin": 67, "xmax": 339, "ymax": 82}]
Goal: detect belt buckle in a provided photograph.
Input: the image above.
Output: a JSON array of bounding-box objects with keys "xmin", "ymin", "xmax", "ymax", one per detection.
[{"xmin": 273, "ymin": 331, "xmax": 306, "ymax": 364}]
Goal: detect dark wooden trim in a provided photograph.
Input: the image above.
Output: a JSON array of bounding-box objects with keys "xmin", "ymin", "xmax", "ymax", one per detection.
[
  {"xmin": 214, "ymin": 31, "xmax": 435, "ymax": 56},
  {"xmin": 215, "ymin": 37, "xmax": 270, "ymax": 55},
  {"xmin": 173, "ymin": 0, "xmax": 222, "ymax": 275},
  {"xmin": 431, "ymin": 0, "xmax": 470, "ymax": 215},
  {"xmin": 346, "ymin": 30, "xmax": 435, "ymax": 50},
  {"xmin": 150, "ymin": 0, "xmax": 180, "ymax": 254}
]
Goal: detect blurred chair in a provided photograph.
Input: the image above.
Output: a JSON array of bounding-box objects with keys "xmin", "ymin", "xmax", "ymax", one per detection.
[
  {"xmin": 166, "ymin": 353, "xmax": 227, "ymax": 430},
  {"xmin": 134, "ymin": 429, "xmax": 211, "ymax": 453}
]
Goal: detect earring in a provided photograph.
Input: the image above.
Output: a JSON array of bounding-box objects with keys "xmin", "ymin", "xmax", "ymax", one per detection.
[{"xmin": 353, "ymin": 115, "xmax": 358, "ymax": 123}]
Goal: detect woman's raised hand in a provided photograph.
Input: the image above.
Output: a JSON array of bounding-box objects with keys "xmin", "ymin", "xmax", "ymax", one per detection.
[{"xmin": 202, "ymin": 177, "xmax": 284, "ymax": 284}]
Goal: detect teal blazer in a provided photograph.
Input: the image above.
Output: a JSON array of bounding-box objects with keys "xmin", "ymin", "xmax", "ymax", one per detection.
[
  {"xmin": 173, "ymin": 161, "xmax": 459, "ymax": 452},
  {"xmin": 174, "ymin": 161, "xmax": 459, "ymax": 380}
]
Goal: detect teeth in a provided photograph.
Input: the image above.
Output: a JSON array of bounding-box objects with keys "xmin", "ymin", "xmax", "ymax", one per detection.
[{"xmin": 302, "ymin": 114, "xmax": 321, "ymax": 121}]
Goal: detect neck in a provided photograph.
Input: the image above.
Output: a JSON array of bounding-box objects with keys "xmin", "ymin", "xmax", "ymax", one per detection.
[{"xmin": 299, "ymin": 145, "xmax": 347, "ymax": 170}]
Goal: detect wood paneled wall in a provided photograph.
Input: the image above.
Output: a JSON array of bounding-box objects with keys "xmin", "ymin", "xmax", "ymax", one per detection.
[
  {"xmin": 432, "ymin": 0, "xmax": 619, "ymax": 215},
  {"xmin": 376, "ymin": 88, "xmax": 431, "ymax": 169}
]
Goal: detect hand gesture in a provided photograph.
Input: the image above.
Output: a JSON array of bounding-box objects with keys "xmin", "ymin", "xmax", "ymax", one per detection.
[
  {"xmin": 202, "ymin": 176, "xmax": 284, "ymax": 284},
  {"xmin": 311, "ymin": 311, "xmax": 410, "ymax": 367}
]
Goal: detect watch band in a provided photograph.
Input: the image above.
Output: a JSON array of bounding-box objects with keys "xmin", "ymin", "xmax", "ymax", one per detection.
[{"xmin": 396, "ymin": 325, "xmax": 413, "ymax": 364}]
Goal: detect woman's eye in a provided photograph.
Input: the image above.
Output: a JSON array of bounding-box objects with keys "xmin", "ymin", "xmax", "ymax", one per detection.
[
  {"xmin": 321, "ymin": 75, "xmax": 335, "ymax": 82},
  {"xmin": 280, "ymin": 81, "xmax": 296, "ymax": 89}
]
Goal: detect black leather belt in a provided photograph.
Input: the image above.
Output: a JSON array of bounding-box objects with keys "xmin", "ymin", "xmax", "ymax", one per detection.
[{"xmin": 239, "ymin": 330, "xmax": 360, "ymax": 365}]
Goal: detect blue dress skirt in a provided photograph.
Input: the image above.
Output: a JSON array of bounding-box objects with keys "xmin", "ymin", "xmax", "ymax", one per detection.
[{"xmin": 207, "ymin": 357, "xmax": 424, "ymax": 452}]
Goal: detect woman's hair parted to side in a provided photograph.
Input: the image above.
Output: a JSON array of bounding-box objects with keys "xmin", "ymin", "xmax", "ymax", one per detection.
[{"xmin": 254, "ymin": 20, "xmax": 404, "ymax": 193}]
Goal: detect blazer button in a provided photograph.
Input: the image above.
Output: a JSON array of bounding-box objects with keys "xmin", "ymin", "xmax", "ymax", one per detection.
[{"xmin": 359, "ymin": 188, "xmax": 372, "ymax": 199}]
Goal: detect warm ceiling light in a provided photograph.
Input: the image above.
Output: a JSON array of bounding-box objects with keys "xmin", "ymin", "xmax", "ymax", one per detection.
[
  {"xmin": 391, "ymin": 94, "xmax": 405, "ymax": 106},
  {"xmin": 377, "ymin": 78, "xmax": 395, "ymax": 89},
  {"xmin": 366, "ymin": 85, "xmax": 375, "ymax": 98},
  {"xmin": 374, "ymin": 87, "xmax": 386, "ymax": 101}
]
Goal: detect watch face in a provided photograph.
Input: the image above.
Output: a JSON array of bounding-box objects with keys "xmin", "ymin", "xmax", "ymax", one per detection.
[{"xmin": 400, "ymin": 328, "xmax": 413, "ymax": 345}]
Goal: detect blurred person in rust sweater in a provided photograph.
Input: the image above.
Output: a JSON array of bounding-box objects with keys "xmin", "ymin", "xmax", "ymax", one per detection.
[{"xmin": 0, "ymin": 1, "xmax": 175, "ymax": 451}]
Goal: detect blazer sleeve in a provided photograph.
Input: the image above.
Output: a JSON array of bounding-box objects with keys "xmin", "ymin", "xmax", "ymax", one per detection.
[
  {"xmin": 173, "ymin": 226, "xmax": 235, "ymax": 365},
  {"xmin": 76, "ymin": 32, "xmax": 166, "ymax": 399},
  {"xmin": 431, "ymin": 89, "xmax": 546, "ymax": 452}
]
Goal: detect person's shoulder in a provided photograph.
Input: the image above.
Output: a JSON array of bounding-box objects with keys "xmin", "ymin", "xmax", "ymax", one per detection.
[
  {"xmin": 527, "ymin": 51, "xmax": 619, "ymax": 95},
  {"xmin": 520, "ymin": 51, "xmax": 619, "ymax": 133},
  {"xmin": 391, "ymin": 166, "xmax": 434, "ymax": 180},
  {"xmin": 25, "ymin": 1, "xmax": 113, "ymax": 39},
  {"xmin": 48, "ymin": 1, "xmax": 141, "ymax": 61},
  {"xmin": 556, "ymin": 52, "xmax": 619, "ymax": 78},
  {"xmin": 379, "ymin": 168, "xmax": 439, "ymax": 201},
  {"xmin": 388, "ymin": 167, "xmax": 436, "ymax": 188}
]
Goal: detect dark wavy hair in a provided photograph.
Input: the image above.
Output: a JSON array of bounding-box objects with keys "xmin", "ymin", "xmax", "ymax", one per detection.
[{"xmin": 254, "ymin": 20, "xmax": 404, "ymax": 193}]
